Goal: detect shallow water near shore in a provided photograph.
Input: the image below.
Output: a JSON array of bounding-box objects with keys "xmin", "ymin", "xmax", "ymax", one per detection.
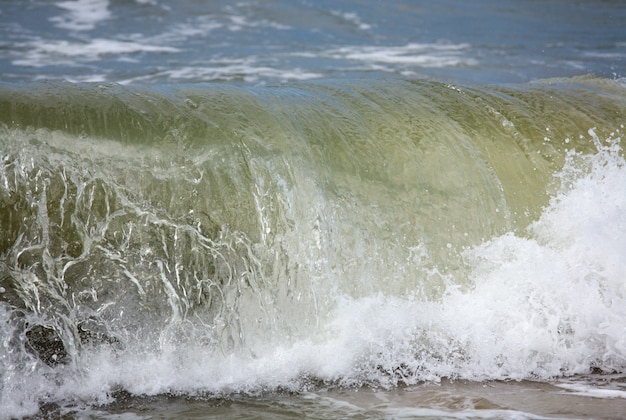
[{"xmin": 40, "ymin": 375, "xmax": 626, "ymax": 419}]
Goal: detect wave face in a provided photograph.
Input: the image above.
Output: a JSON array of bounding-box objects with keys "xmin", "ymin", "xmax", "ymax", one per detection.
[{"xmin": 1, "ymin": 77, "xmax": 626, "ymax": 416}]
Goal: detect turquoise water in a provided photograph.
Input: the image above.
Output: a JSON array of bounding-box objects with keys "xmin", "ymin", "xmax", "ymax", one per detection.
[{"xmin": 1, "ymin": 1, "xmax": 626, "ymax": 418}]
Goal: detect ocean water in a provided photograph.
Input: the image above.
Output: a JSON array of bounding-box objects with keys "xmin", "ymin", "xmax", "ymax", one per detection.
[{"xmin": 1, "ymin": 1, "xmax": 626, "ymax": 419}]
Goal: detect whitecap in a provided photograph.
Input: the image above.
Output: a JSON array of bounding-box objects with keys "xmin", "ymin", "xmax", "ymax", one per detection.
[
  {"xmin": 323, "ymin": 43, "xmax": 477, "ymax": 68},
  {"xmin": 13, "ymin": 38, "xmax": 180, "ymax": 68},
  {"xmin": 50, "ymin": 0, "xmax": 111, "ymax": 31}
]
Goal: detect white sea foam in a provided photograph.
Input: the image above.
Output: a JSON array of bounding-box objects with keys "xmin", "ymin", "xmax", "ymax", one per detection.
[
  {"xmin": 331, "ymin": 10, "xmax": 372, "ymax": 31},
  {"xmin": 555, "ymin": 383, "xmax": 626, "ymax": 399},
  {"xmin": 123, "ymin": 58, "xmax": 322, "ymax": 84},
  {"xmin": 323, "ymin": 43, "xmax": 477, "ymax": 69},
  {"xmin": 223, "ymin": 12, "xmax": 291, "ymax": 32},
  {"xmin": 13, "ymin": 38, "xmax": 180, "ymax": 68},
  {"xmin": 51, "ymin": 0, "xmax": 111, "ymax": 31}
]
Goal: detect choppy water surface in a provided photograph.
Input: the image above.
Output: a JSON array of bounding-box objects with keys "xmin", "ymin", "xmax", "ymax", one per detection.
[
  {"xmin": 1, "ymin": 0, "xmax": 625, "ymax": 84},
  {"xmin": 1, "ymin": 1, "xmax": 626, "ymax": 419}
]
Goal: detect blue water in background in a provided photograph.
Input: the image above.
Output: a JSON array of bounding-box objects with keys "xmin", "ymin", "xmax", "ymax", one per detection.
[{"xmin": 1, "ymin": 0, "xmax": 625, "ymax": 85}]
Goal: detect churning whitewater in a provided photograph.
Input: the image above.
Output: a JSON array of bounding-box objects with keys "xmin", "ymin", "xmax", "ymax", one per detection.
[{"xmin": 1, "ymin": 77, "xmax": 626, "ymax": 416}]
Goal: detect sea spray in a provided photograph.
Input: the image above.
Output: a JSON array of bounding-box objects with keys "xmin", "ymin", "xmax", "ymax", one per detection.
[{"xmin": 1, "ymin": 78, "xmax": 626, "ymax": 416}]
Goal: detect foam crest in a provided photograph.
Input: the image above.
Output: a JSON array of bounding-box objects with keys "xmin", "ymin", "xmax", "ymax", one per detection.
[{"xmin": 448, "ymin": 129, "xmax": 625, "ymax": 374}]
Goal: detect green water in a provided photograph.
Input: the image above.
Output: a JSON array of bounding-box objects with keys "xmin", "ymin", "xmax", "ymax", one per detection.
[{"xmin": 2, "ymin": 77, "xmax": 626, "ymax": 418}]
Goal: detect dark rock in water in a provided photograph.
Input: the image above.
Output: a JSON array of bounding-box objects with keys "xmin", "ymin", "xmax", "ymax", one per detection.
[
  {"xmin": 25, "ymin": 325, "xmax": 68, "ymax": 367},
  {"xmin": 589, "ymin": 366, "xmax": 620, "ymax": 375},
  {"xmin": 25, "ymin": 401, "xmax": 75, "ymax": 420},
  {"xmin": 25, "ymin": 319, "xmax": 121, "ymax": 367},
  {"xmin": 77, "ymin": 318, "xmax": 121, "ymax": 348}
]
